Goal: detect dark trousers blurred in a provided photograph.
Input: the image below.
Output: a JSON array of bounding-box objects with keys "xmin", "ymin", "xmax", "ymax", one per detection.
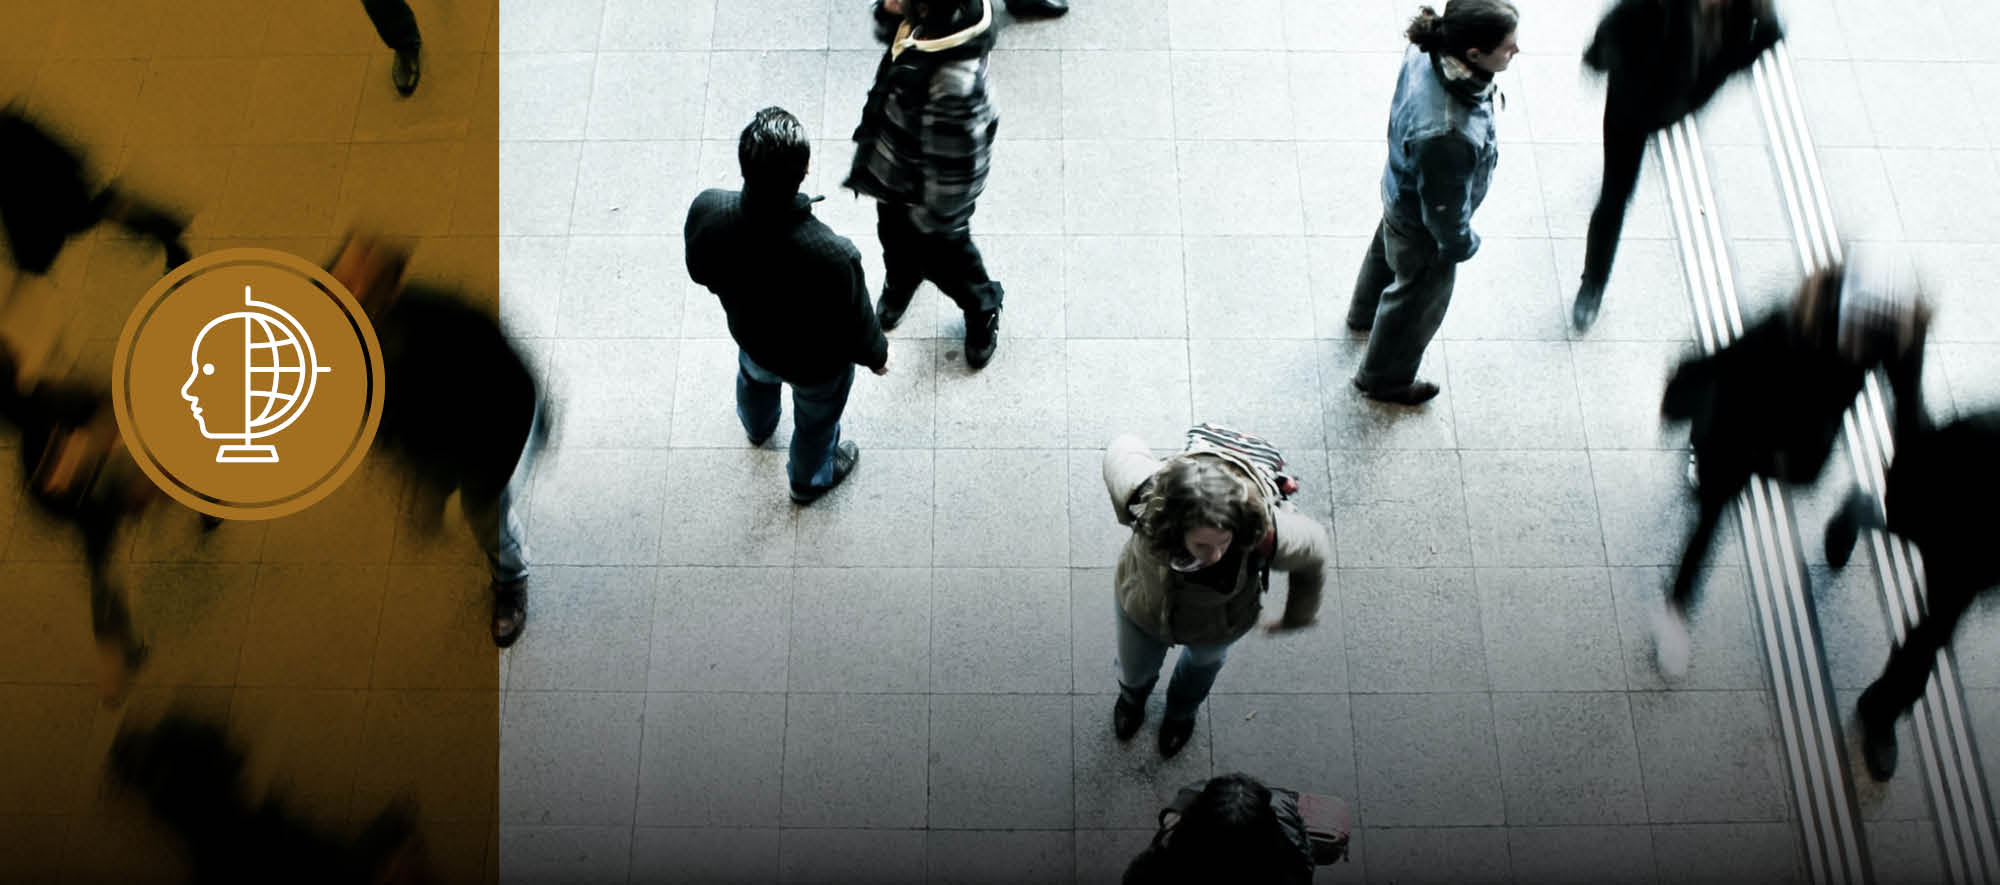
[
  {"xmin": 736, "ymin": 351, "xmax": 854, "ymax": 494},
  {"xmin": 361, "ymin": 0, "xmax": 421, "ymax": 51},
  {"xmin": 1580, "ymin": 107, "xmax": 1650, "ymax": 294},
  {"xmin": 876, "ymin": 202, "xmax": 1004, "ymax": 314},
  {"xmin": 1348, "ymin": 215, "xmax": 1456, "ymax": 390}
]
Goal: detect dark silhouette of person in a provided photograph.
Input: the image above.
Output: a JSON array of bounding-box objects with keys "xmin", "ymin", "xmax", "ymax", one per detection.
[
  {"xmin": 1571, "ymin": 0, "xmax": 1781, "ymax": 331},
  {"xmin": 1122, "ymin": 773, "xmax": 1320, "ymax": 885}
]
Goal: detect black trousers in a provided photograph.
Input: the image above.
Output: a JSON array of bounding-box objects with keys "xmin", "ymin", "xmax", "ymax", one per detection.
[
  {"xmin": 876, "ymin": 202, "xmax": 1004, "ymax": 315},
  {"xmin": 361, "ymin": 0, "xmax": 422, "ymax": 51},
  {"xmin": 1581, "ymin": 105, "xmax": 1651, "ymax": 293}
]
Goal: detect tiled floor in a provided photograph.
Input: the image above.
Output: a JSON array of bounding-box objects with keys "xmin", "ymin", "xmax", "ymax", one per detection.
[{"xmin": 3, "ymin": 0, "xmax": 1998, "ymax": 882}]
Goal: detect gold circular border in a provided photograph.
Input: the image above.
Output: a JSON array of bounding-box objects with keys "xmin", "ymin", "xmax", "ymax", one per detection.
[{"xmin": 111, "ymin": 248, "xmax": 387, "ymax": 522}]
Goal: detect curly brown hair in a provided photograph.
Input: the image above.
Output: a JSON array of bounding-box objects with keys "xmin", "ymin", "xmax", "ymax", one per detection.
[{"xmin": 1131, "ymin": 457, "xmax": 1269, "ymax": 561}]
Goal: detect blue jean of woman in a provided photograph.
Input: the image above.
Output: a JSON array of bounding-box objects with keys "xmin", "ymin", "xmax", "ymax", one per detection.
[{"xmin": 1116, "ymin": 602, "xmax": 1233, "ymax": 723}]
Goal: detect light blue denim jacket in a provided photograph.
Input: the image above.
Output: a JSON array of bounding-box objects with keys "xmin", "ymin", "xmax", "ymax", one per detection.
[{"xmin": 1379, "ymin": 46, "xmax": 1498, "ymax": 263}]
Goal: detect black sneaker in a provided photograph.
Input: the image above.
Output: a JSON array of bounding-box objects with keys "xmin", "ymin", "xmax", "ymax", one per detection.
[
  {"xmin": 393, "ymin": 47, "xmax": 421, "ymax": 97},
  {"xmin": 965, "ymin": 308, "xmax": 999, "ymax": 369},
  {"xmin": 791, "ymin": 440, "xmax": 860, "ymax": 505},
  {"xmin": 1157, "ymin": 715, "xmax": 1196, "ymax": 758},
  {"xmin": 877, "ymin": 287, "xmax": 915, "ymax": 331}
]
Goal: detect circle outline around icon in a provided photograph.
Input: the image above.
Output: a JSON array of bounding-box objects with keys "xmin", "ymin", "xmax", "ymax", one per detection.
[{"xmin": 112, "ymin": 248, "xmax": 387, "ymax": 521}]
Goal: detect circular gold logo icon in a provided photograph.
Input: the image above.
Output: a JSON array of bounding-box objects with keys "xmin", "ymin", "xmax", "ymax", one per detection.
[{"xmin": 112, "ymin": 248, "xmax": 386, "ymax": 521}]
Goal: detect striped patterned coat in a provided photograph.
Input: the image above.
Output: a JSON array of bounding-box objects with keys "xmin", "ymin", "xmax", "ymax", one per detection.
[{"xmin": 843, "ymin": 2, "xmax": 998, "ymax": 236}]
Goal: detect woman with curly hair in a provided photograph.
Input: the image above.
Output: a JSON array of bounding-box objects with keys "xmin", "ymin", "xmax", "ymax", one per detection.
[{"xmin": 1100, "ymin": 433, "xmax": 1332, "ymax": 757}]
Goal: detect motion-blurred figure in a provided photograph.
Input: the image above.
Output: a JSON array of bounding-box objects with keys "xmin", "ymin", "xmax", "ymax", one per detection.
[
  {"xmin": 1659, "ymin": 248, "xmax": 1929, "ymax": 677},
  {"xmin": 360, "ymin": 0, "xmax": 422, "ymax": 97},
  {"xmin": 1122, "ymin": 773, "xmax": 1349, "ymax": 885},
  {"xmin": 1571, "ymin": 0, "xmax": 1782, "ymax": 331},
  {"xmin": 1825, "ymin": 410, "xmax": 2000, "ymax": 781},
  {"xmin": 846, "ymin": 0, "xmax": 1005, "ymax": 370},
  {"xmin": 111, "ymin": 712, "xmax": 434, "ymax": 884},
  {"xmin": 332, "ymin": 235, "xmax": 545, "ymax": 648},
  {"xmin": 0, "ymin": 105, "xmax": 189, "ymax": 305},
  {"xmin": 0, "ymin": 341, "xmax": 159, "ymax": 702}
]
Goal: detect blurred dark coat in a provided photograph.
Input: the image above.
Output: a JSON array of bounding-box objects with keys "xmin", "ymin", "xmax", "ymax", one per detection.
[{"xmin": 371, "ymin": 285, "xmax": 540, "ymax": 498}]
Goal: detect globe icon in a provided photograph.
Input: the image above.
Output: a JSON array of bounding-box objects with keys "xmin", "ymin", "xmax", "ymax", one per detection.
[{"xmin": 180, "ymin": 286, "xmax": 333, "ymax": 463}]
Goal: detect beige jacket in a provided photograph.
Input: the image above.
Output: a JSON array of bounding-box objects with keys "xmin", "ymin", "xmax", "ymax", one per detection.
[{"xmin": 1102, "ymin": 434, "xmax": 1331, "ymax": 646}]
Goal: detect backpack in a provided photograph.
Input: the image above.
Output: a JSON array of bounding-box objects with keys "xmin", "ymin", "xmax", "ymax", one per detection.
[{"xmin": 1182, "ymin": 423, "xmax": 1299, "ymax": 503}]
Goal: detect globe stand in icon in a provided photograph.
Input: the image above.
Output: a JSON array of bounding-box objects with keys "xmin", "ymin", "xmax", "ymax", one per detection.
[{"xmin": 182, "ymin": 286, "xmax": 333, "ymax": 464}]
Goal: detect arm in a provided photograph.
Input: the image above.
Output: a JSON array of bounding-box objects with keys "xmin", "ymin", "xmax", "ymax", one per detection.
[
  {"xmin": 1414, "ymin": 135, "xmax": 1481, "ymax": 263},
  {"xmin": 1103, "ymin": 435, "xmax": 1163, "ymax": 527},
  {"xmin": 849, "ymin": 254, "xmax": 888, "ymax": 372},
  {"xmin": 1582, "ymin": 0, "xmax": 1645, "ymax": 73},
  {"xmin": 1268, "ymin": 508, "xmax": 1331, "ymax": 629}
]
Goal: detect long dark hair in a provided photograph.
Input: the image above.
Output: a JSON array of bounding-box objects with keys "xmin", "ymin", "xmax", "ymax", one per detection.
[
  {"xmin": 1153, "ymin": 774, "xmax": 1300, "ymax": 882},
  {"xmin": 1130, "ymin": 457, "xmax": 1269, "ymax": 563},
  {"xmin": 1405, "ymin": 0, "xmax": 1518, "ymax": 56}
]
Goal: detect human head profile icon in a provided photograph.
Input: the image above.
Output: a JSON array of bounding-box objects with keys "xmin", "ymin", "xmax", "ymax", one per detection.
[{"xmin": 180, "ymin": 285, "xmax": 333, "ymax": 463}]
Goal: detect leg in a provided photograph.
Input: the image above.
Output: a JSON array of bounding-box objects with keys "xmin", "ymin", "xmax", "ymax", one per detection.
[
  {"xmin": 1882, "ymin": 330, "xmax": 1931, "ymax": 437},
  {"xmin": 1825, "ymin": 488, "xmax": 1884, "ymax": 569},
  {"xmin": 80, "ymin": 514, "xmax": 145, "ymax": 701},
  {"xmin": 1670, "ymin": 479, "xmax": 1735, "ymax": 615},
  {"xmin": 1353, "ymin": 219, "xmax": 1456, "ymax": 401},
  {"xmin": 1113, "ymin": 604, "xmax": 1171, "ymax": 740},
  {"xmin": 917, "ymin": 209, "xmax": 1004, "ymax": 369},
  {"xmin": 1575, "ymin": 116, "xmax": 1649, "ymax": 330},
  {"xmin": 360, "ymin": 0, "xmax": 422, "ymax": 51},
  {"xmin": 95, "ymin": 185, "xmax": 189, "ymax": 270},
  {"xmin": 735, "ymin": 350, "xmax": 784, "ymax": 447},
  {"xmin": 1157, "ymin": 640, "xmax": 1231, "ymax": 757},
  {"xmin": 874, "ymin": 202, "xmax": 925, "ymax": 328},
  {"xmin": 1346, "ymin": 218, "xmax": 1395, "ymax": 333},
  {"xmin": 1856, "ymin": 574, "xmax": 1978, "ymax": 780},
  {"xmin": 786, "ymin": 365, "xmax": 857, "ymax": 496}
]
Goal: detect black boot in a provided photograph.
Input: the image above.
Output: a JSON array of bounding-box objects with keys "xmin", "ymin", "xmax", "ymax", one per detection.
[
  {"xmin": 1112, "ymin": 678, "xmax": 1154, "ymax": 741},
  {"xmin": 965, "ymin": 308, "xmax": 999, "ymax": 369},
  {"xmin": 1158, "ymin": 715, "xmax": 1196, "ymax": 758},
  {"xmin": 1857, "ymin": 696, "xmax": 1899, "ymax": 781}
]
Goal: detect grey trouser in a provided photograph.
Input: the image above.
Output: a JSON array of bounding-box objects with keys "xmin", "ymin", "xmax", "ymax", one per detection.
[{"xmin": 1347, "ymin": 215, "xmax": 1458, "ymax": 390}]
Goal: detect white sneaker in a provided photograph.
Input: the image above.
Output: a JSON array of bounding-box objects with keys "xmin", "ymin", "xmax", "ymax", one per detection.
[{"xmin": 1655, "ymin": 606, "xmax": 1692, "ymax": 680}]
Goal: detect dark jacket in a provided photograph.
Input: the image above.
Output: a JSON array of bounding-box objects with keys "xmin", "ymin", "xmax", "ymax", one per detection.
[
  {"xmin": 373, "ymin": 285, "xmax": 540, "ymax": 496},
  {"xmin": 1380, "ymin": 46, "xmax": 1498, "ymax": 264},
  {"xmin": 1585, "ymin": 0, "xmax": 1783, "ymax": 132},
  {"xmin": 844, "ymin": 0, "xmax": 998, "ymax": 235},
  {"xmin": 0, "ymin": 106, "xmax": 103, "ymax": 274},
  {"xmin": 684, "ymin": 188, "xmax": 888, "ymax": 383},
  {"xmin": 1881, "ymin": 411, "xmax": 2000, "ymax": 588},
  {"xmin": 1662, "ymin": 310, "xmax": 1868, "ymax": 487}
]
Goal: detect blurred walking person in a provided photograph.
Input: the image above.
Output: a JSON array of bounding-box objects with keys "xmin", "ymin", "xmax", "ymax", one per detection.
[
  {"xmin": 1100, "ymin": 427, "xmax": 1331, "ymax": 757},
  {"xmin": 1570, "ymin": 0, "xmax": 1781, "ymax": 331},
  {"xmin": 332, "ymin": 235, "xmax": 545, "ymax": 648},
  {"xmin": 1346, "ymin": 1, "xmax": 1518, "ymax": 406},
  {"xmin": 1658, "ymin": 247, "xmax": 1928, "ymax": 677},
  {"xmin": 845, "ymin": 0, "xmax": 1005, "ymax": 370},
  {"xmin": 688, "ymin": 107, "xmax": 889, "ymax": 505},
  {"xmin": 0, "ymin": 106, "xmax": 188, "ymax": 306}
]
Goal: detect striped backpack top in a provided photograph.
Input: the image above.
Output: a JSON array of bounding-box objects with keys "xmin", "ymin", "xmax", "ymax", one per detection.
[{"xmin": 1182, "ymin": 423, "xmax": 1299, "ymax": 503}]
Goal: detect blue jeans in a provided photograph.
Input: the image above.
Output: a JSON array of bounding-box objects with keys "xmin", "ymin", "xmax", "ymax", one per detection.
[
  {"xmin": 736, "ymin": 351, "xmax": 854, "ymax": 493},
  {"xmin": 1115, "ymin": 603, "xmax": 1233, "ymax": 722}
]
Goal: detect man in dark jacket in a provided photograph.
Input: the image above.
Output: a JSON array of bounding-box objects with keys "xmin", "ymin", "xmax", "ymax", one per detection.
[
  {"xmin": 846, "ymin": 0, "xmax": 1005, "ymax": 370},
  {"xmin": 688, "ymin": 107, "xmax": 889, "ymax": 505},
  {"xmin": 332, "ymin": 236, "xmax": 544, "ymax": 648},
  {"xmin": 1572, "ymin": 0, "xmax": 1782, "ymax": 331}
]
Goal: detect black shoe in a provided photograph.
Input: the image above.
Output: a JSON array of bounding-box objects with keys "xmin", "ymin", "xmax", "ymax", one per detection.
[
  {"xmin": 877, "ymin": 287, "xmax": 914, "ymax": 331},
  {"xmin": 791, "ymin": 440, "xmax": 860, "ymax": 505},
  {"xmin": 162, "ymin": 239, "xmax": 191, "ymax": 272},
  {"xmin": 1113, "ymin": 694, "xmax": 1145, "ymax": 741},
  {"xmin": 1572, "ymin": 280, "xmax": 1605, "ymax": 332},
  {"xmin": 1158, "ymin": 715, "xmax": 1196, "ymax": 758},
  {"xmin": 199, "ymin": 514, "xmax": 224, "ymax": 533},
  {"xmin": 1007, "ymin": 0, "xmax": 1070, "ymax": 17},
  {"xmin": 965, "ymin": 308, "xmax": 999, "ymax": 369},
  {"xmin": 393, "ymin": 47, "xmax": 421, "ymax": 97},
  {"xmin": 1859, "ymin": 709, "xmax": 1899, "ymax": 781},
  {"xmin": 1346, "ymin": 316, "xmax": 1372, "ymax": 334},
  {"xmin": 1354, "ymin": 377, "xmax": 1440, "ymax": 406},
  {"xmin": 492, "ymin": 578, "xmax": 527, "ymax": 648},
  {"xmin": 748, "ymin": 428, "xmax": 773, "ymax": 447}
]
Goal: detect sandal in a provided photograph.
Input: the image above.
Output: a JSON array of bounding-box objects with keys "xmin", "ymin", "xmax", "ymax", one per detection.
[{"xmin": 491, "ymin": 579, "xmax": 527, "ymax": 648}]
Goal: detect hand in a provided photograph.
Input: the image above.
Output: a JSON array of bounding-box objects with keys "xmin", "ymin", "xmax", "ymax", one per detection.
[{"xmin": 882, "ymin": 0, "xmax": 904, "ymax": 13}]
